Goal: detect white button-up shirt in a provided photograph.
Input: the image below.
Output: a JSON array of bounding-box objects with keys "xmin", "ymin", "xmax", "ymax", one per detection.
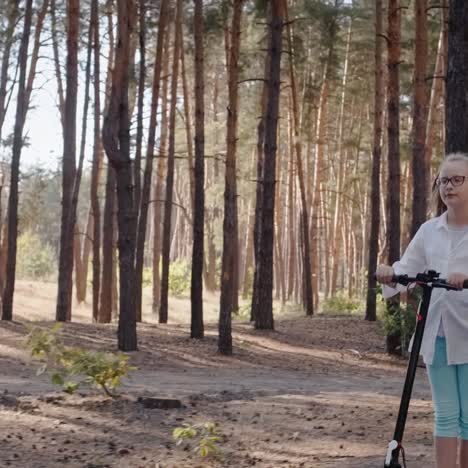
[{"xmin": 383, "ymin": 211, "xmax": 468, "ymax": 365}]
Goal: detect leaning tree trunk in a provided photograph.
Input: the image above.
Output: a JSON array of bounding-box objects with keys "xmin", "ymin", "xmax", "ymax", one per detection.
[
  {"xmin": 219, "ymin": 0, "xmax": 244, "ymax": 355},
  {"xmin": 253, "ymin": 0, "xmax": 284, "ymax": 330},
  {"xmin": 102, "ymin": 0, "xmax": 137, "ymax": 351},
  {"xmin": 445, "ymin": 0, "xmax": 468, "ymax": 153},
  {"xmin": 1, "ymin": 0, "xmax": 33, "ymax": 321},
  {"xmin": 385, "ymin": 0, "xmax": 402, "ymax": 355},
  {"xmin": 190, "ymin": 0, "xmax": 205, "ymax": 339},
  {"xmin": 56, "ymin": 0, "xmax": 80, "ymax": 322},
  {"xmin": 159, "ymin": 0, "xmax": 183, "ymax": 324}
]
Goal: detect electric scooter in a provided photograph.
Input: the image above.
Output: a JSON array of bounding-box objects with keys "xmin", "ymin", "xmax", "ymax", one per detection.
[{"xmin": 383, "ymin": 270, "xmax": 468, "ymax": 468}]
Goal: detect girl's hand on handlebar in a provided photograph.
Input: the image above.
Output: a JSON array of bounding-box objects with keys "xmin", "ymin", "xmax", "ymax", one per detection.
[
  {"xmin": 376, "ymin": 265, "xmax": 396, "ymax": 287},
  {"xmin": 446, "ymin": 272, "xmax": 468, "ymax": 290}
]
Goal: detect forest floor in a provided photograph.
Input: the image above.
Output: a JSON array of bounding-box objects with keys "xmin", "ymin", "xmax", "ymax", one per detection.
[{"xmin": 0, "ymin": 281, "xmax": 435, "ymax": 468}]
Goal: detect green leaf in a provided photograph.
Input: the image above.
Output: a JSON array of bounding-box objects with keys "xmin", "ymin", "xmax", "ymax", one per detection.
[{"xmin": 51, "ymin": 373, "xmax": 64, "ymax": 385}]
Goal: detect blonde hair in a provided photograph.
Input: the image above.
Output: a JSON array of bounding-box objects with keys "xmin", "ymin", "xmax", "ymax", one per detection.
[{"xmin": 432, "ymin": 152, "xmax": 468, "ymax": 215}]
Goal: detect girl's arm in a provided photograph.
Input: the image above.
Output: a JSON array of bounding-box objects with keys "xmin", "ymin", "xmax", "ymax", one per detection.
[{"xmin": 382, "ymin": 224, "xmax": 427, "ymax": 299}]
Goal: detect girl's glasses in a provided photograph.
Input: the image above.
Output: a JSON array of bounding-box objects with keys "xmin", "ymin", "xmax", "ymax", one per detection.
[{"xmin": 435, "ymin": 175, "xmax": 466, "ymax": 187}]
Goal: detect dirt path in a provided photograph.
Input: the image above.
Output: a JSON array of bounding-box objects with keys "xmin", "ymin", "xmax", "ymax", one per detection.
[{"xmin": 0, "ymin": 312, "xmax": 436, "ymax": 468}]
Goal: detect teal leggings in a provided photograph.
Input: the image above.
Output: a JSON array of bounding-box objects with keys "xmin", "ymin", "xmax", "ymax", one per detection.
[{"xmin": 427, "ymin": 337, "xmax": 468, "ymax": 439}]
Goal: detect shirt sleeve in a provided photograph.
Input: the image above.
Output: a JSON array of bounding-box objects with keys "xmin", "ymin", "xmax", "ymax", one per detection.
[{"xmin": 382, "ymin": 223, "xmax": 427, "ymax": 299}]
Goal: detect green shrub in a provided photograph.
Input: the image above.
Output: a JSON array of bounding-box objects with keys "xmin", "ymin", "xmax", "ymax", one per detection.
[
  {"xmin": 173, "ymin": 422, "xmax": 222, "ymax": 458},
  {"xmin": 169, "ymin": 260, "xmax": 191, "ymax": 296},
  {"xmin": 378, "ymin": 287, "xmax": 419, "ymax": 353},
  {"xmin": 27, "ymin": 324, "xmax": 135, "ymax": 397},
  {"xmin": 16, "ymin": 231, "xmax": 56, "ymax": 280},
  {"xmin": 321, "ymin": 291, "xmax": 364, "ymax": 315}
]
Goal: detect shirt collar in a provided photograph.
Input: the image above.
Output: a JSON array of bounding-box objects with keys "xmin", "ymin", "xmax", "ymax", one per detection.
[{"xmin": 435, "ymin": 211, "xmax": 449, "ymax": 230}]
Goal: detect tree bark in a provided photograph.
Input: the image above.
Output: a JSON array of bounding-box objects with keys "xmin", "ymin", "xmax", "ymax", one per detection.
[
  {"xmin": 386, "ymin": 0, "xmax": 402, "ymax": 355},
  {"xmin": 134, "ymin": 0, "xmax": 168, "ymax": 322},
  {"xmin": 55, "ymin": 0, "xmax": 79, "ymax": 323},
  {"xmin": 253, "ymin": 0, "xmax": 283, "ymax": 329},
  {"xmin": 219, "ymin": 0, "xmax": 243, "ymax": 354},
  {"xmin": 410, "ymin": 0, "xmax": 428, "ymax": 236},
  {"xmin": 2, "ymin": 0, "xmax": 33, "ymax": 321},
  {"xmin": 284, "ymin": 1, "xmax": 313, "ymax": 315},
  {"xmin": 191, "ymin": 0, "xmax": 205, "ymax": 339},
  {"xmin": 159, "ymin": 0, "xmax": 183, "ymax": 324},
  {"xmin": 446, "ymin": 0, "xmax": 468, "ymax": 154},
  {"xmin": 102, "ymin": 0, "xmax": 137, "ymax": 351}
]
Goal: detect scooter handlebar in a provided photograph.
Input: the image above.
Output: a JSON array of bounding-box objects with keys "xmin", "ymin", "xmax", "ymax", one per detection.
[{"xmin": 391, "ymin": 274, "xmax": 468, "ymax": 290}]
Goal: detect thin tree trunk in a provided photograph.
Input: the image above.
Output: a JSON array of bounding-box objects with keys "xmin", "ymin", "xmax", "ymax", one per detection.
[
  {"xmin": 133, "ymin": 0, "xmax": 146, "ymax": 217},
  {"xmin": 102, "ymin": 0, "xmax": 137, "ymax": 351},
  {"xmin": 386, "ymin": 0, "xmax": 402, "ymax": 355},
  {"xmin": 73, "ymin": 13, "xmax": 94, "ymax": 306},
  {"xmin": 253, "ymin": 0, "xmax": 283, "ymax": 330},
  {"xmin": 134, "ymin": 0, "xmax": 168, "ymax": 322},
  {"xmin": 219, "ymin": 0, "xmax": 244, "ymax": 354},
  {"xmin": 2, "ymin": 0, "xmax": 33, "ymax": 321},
  {"xmin": 330, "ymin": 21, "xmax": 351, "ymax": 296},
  {"xmin": 0, "ymin": 2, "xmax": 19, "ymax": 143},
  {"xmin": 90, "ymin": 0, "xmax": 102, "ymax": 320},
  {"xmin": 56, "ymin": 0, "xmax": 80, "ymax": 323},
  {"xmin": 284, "ymin": 1, "xmax": 313, "ymax": 315},
  {"xmin": 191, "ymin": 0, "xmax": 205, "ymax": 339},
  {"xmin": 425, "ymin": 3, "xmax": 447, "ymax": 183},
  {"xmin": 159, "ymin": 0, "xmax": 183, "ymax": 324},
  {"xmin": 152, "ymin": 24, "xmax": 171, "ymax": 313},
  {"xmin": 50, "ymin": 0, "xmax": 65, "ymax": 125},
  {"xmin": 410, "ymin": 0, "xmax": 428, "ymax": 236}
]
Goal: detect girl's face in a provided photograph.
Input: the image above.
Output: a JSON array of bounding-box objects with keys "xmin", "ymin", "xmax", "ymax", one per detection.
[{"xmin": 438, "ymin": 160, "xmax": 468, "ymax": 210}]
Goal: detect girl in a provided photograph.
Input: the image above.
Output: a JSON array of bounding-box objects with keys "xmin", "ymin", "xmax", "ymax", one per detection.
[{"xmin": 377, "ymin": 152, "xmax": 468, "ymax": 468}]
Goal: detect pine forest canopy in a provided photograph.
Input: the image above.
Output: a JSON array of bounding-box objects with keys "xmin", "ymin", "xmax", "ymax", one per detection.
[{"xmin": 0, "ymin": 0, "xmax": 458, "ymax": 354}]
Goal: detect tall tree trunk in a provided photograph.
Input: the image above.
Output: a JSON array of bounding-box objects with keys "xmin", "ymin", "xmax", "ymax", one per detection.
[
  {"xmin": 366, "ymin": 10, "xmax": 384, "ymax": 315},
  {"xmin": 73, "ymin": 12, "xmax": 94, "ymax": 306},
  {"xmin": 159, "ymin": 0, "xmax": 183, "ymax": 325},
  {"xmin": 251, "ymin": 6, "xmax": 270, "ymax": 324},
  {"xmin": 0, "ymin": 1, "xmax": 18, "ymax": 143},
  {"xmin": 99, "ymin": 166, "xmax": 116, "ymax": 323},
  {"xmin": 310, "ymin": 59, "xmax": 330, "ymax": 308},
  {"xmin": 152, "ymin": 24, "xmax": 171, "ymax": 313},
  {"xmin": 50, "ymin": 0, "xmax": 65, "ymax": 125},
  {"xmin": 179, "ymin": 19, "xmax": 195, "ymax": 208},
  {"xmin": 90, "ymin": 0, "xmax": 102, "ymax": 320},
  {"xmin": 56, "ymin": 0, "xmax": 79, "ymax": 323},
  {"xmin": 445, "ymin": 0, "xmax": 468, "ymax": 153},
  {"xmin": 330, "ymin": 21, "xmax": 351, "ymax": 296},
  {"xmin": 1, "ymin": 0, "xmax": 33, "ymax": 321},
  {"xmin": 284, "ymin": 1, "xmax": 313, "ymax": 315},
  {"xmin": 386, "ymin": 0, "xmax": 402, "ymax": 355},
  {"xmin": 425, "ymin": 3, "xmax": 447, "ymax": 182},
  {"xmin": 102, "ymin": 0, "xmax": 137, "ymax": 351},
  {"xmin": 133, "ymin": 0, "xmax": 146, "ymax": 214},
  {"xmin": 24, "ymin": 0, "xmax": 50, "ymax": 119},
  {"xmin": 219, "ymin": 0, "xmax": 243, "ymax": 354},
  {"xmin": 410, "ymin": 0, "xmax": 428, "ymax": 236},
  {"xmin": 134, "ymin": 0, "xmax": 168, "ymax": 322},
  {"xmin": 191, "ymin": 0, "xmax": 205, "ymax": 339},
  {"xmin": 99, "ymin": 0, "xmax": 116, "ymax": 324},
  {"xmin": 253, "ymin": 0, "xmax": 283, "ymax": 329}
]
